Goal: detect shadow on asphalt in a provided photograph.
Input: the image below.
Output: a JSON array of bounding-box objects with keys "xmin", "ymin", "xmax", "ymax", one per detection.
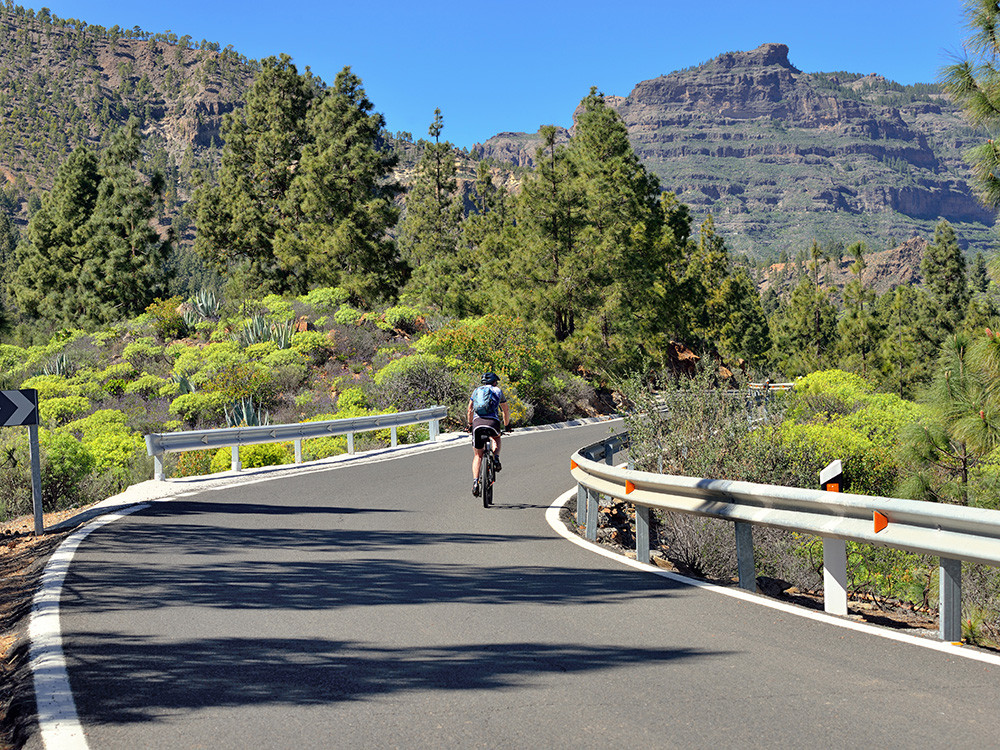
[
  {"xmin": 59, "ymin": 495, "xmax": 725, "ymax": 725},
  {"xmin": 65, "ymin": 636, "xmax": 726, "ymax": 724}
]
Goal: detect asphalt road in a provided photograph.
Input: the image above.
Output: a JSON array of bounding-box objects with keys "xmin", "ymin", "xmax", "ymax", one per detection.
[{"xmin": 30, "ymin": 422, "xmax": 1000, "ymax": 748}]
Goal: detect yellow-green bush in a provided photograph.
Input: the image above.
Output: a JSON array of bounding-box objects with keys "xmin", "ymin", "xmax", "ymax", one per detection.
[
  {"xmin": 297, "ymin": 287, "xmax": 349, "ymax": 310},
  {"xmin": 291, "ymin": 330, "xmax": 333, "ymax": 364},
  {"xmin": 169, "ymin": 392, "xmax": 227, "ymax": 426},
  {"xmin": 21, "ymin": 374, "xmax": 80, "ymax": 400},
  {"xmin": 39, "ymin": 396, "xmax": 91, "ymax": 425},
  {"xmin": 125, "ymin": 373, "xmax": 170, "ymax": 397},
  {"xmin": 209, "ymin": 442, "xmax": 293, "ymax": 473},
  {"xmin": 63, "ymin": 409, "xmax": 145, "ymax": 479}
]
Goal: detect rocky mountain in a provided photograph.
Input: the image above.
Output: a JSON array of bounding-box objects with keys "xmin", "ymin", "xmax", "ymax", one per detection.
[
  {"xmin": 474, "ymin": 44, "xmax": 993, "ymax": 260},
  {"xmin": 0, "ymin": 5, "xmax": 255, "ymax": 215}
]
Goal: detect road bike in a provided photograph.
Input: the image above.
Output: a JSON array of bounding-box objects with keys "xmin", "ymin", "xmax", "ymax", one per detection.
[
  {"xmin": 474, "ymin": 424, "xmax": 507, "ymax": 508},
  {"xmin": 477, "ymin": 427, "xmax": 498, "ymax": 508}
]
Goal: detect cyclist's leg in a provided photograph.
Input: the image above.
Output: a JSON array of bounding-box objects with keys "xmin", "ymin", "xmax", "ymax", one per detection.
[{"xmin": 472, "ymin": 446, "xmax": 484, "ymax": 479}]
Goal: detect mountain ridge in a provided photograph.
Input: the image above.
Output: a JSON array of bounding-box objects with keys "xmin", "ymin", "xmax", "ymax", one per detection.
[{"xmin": 474, "ymin": 43, "xmax": 993, "ymax": 259}]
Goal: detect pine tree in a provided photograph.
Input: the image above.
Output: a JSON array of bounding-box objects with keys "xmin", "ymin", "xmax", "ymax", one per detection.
[
  {"xmin": 510, "ymin": 90, "xmax": 669, "ymax": 371},
  {"xmin": 10, "ymin": 118, "xmax": 170, "ymax": 328},
  {"xmin": 942, "ymin": 0, "xmax": 1000, "ymax": 209},
  {"xmin": 921, "ymin": 219, "xmax": 970, "ymax": 341},
  {"xmin": 510, "ymin": 124, "xmax": 585, "ymax": 345},
  {"xmin": 398, "ymin": 109, "xmax": 468, "ymax": 315},
  {"xmin": 194, "ymin": 54, "xmax": 316, "ymax": 295},
  {"xmin": 770, "ymin": 275, "xmax": 838, "ymax": 376},
  {"xmin": 837, "ymin": 242, "xmax": 881, "ymax": 375},
  {"xmin": 715, "ymin": 268, "xmax": 771, "ymax": 366},
  {"xmin": 897, "ymin": 331, "xmax": 1000, "ymax": 506},
  {"xmin": 277, "ymin": 67, "xmax": 406, "ymax": 301}
]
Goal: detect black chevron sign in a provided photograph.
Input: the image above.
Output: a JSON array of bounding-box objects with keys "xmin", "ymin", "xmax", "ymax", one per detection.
[{"xmin": 0, "ymin": 389, "xmax": 39, "ymax": 427}]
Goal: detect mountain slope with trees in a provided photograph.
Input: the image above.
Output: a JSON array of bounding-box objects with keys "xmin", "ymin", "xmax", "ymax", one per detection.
[{"xmin": 475, "ymin": 43, "xmax": 994, "ymax": 259}]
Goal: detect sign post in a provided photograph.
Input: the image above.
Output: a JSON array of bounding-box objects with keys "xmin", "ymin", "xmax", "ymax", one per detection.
[
  {"xmin": 1, "ymin": 389, "xmax": 42, "ymax": 534},
  {"xmin": 819, "ymin": 459, "xmax": 848, "ymax": 616}
]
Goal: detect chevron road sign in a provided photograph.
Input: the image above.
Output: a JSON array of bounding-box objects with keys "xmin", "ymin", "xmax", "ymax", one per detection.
[
  {"xmin": 1, "ymin": 389, "xmax": 43, "ymax": 534},
  {"xmin": 1, "ymin": 389, "xmax": 39, "ymax": 427}
]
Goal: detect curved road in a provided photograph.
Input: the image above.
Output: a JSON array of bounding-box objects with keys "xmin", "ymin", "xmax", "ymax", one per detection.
[{"xmin": 28, "ymin": 423, "xmax": 1000, "ymax": 748}]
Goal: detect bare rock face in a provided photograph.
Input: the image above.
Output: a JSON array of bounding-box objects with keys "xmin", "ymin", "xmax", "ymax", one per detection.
[{"xmin": 474, "ymin": 43, "xmax": 995, "ymax": 259}]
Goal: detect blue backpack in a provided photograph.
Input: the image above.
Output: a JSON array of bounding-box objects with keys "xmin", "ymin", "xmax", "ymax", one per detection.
[{"xmin": 471, "ymin": 385, "xmax": 499, "ymax": 417}]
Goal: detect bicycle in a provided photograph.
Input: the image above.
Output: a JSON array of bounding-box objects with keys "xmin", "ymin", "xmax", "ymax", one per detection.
[{"xmin": 473, "ymin": 423, "xmax": 506, "ymax": 508}]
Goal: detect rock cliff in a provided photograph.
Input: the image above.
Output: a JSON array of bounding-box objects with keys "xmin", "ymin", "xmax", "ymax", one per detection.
[{"xmin": 474, "ymin": 44, "xmax": 994, "ymax": 258}]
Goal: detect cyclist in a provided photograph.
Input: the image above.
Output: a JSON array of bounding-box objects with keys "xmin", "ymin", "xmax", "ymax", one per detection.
[{"xmin": 468, "ymin": 372, "xmax": 510, "ymax": 497}]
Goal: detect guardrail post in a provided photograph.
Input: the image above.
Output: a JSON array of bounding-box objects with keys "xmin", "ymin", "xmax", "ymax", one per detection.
[
  {"xmin": 635, "ymin": 505, "xmax": 650, "ymax": 564},
  {"xmin": 585, "ymin": 490, "xmax": 598, "ymax": 542},
  {"xmin": 294, "ymin": 439, "xmax": 302, "ymax": 464},
  {"xmin": 939, "ymin": 557, "xmax": 962, "ymax": 642},
  {"xmin": 347, "ymin": 433, "xmax": 355, "ymax": 454},
  {"xmin": 391, "ymin": 425, "xmax": 398, "ymax": 448},
  {"xmin": 429, "ymin": 418, "xmax": 440, "ymax": 442},
  {"xmin": 822, "ymin": 538, "xmax": 848, "ymax": 616},
  {"xmin": 231, "ymin": 445, "xmax": 241, "ymax": 472},
  {"xmin": 735, "ymin": 521, "xmax": 755, "ymax": 591},
  {"xmin": 152, "ymin": 453, "xmax": 165, "ymax": 481},
  {"xmin": 577, "ymin": 484, "xmax": 588, "ymax": 527}
]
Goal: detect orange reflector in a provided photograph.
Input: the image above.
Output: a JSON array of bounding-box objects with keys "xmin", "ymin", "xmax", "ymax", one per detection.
[
  {"xmin": 570, "ymin": 460, "xmax": 578, "ymax": 470},
  {"xmin": 625, "ymin": 480, "xmax": 636, "ymax": 495},
  {"xmin": 874, "ymin": 511, "xmax": 888, "ymax": 533},
  {"xmin": 826, "ymin": 482, "xmax": 840, "ymax": 493}
]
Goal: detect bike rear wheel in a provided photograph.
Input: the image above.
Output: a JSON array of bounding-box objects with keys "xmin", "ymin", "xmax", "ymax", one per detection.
[{"xmin": 481, "ymin": 448, "xmax": 493, "ymax": 508}]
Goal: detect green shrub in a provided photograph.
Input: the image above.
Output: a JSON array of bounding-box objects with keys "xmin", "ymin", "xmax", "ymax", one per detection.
[
  {"xmin": 261, "ymin": 348, "xmax": 308, "ymax": 369},
  {"xmin": 380, "ymin": 305, "xmax": 422, "ymax": 334},
  {"xmin": 169, "ymin": 392, "xmax": 227, "ymax": 426},
  {"xmin": 145, "ymin": 296, "xmax": 187, "ymax": 340},
  {"xmin": 39, "ymin": 395, "xmax": 91, "ymax": 425},
  {"xmin": 245, "ymin": 342, "xmax": 279, "ymax": 360},
  {"xmin": 334, "ymin": 305, "xmax": 364, "ymax": 326},
  {"xmin": 414, "ymin": 313, "xmax": 554, "ymax": 402},
  {"xmin": 337, "ymin": 387, "xmax": 370, "ymax": 411},
  {"xmin": 63, "ymin": 409, "xmax": 145, "ymax": 480},
  {"xmin": 99, "ymin": 362, "xmax": 137, "ymax": 382},
  {"xmin": 125, "ymin": 373, "xmax": 170, "ymax": 397},
  {"xmin": 777, "ymin": 422, "xmax": 897, "ymax": 496},
  {"xmin": 298, "ymin": 287, "xmax": 349, "ymax": 309},
  {"xmin": 261, "ymin": 294, "xmax": 295, "ymax": 320},
  {"xmin": 0, "ymin": 344, "xmax": 27, "ymax": 373},
  {"xmin": 122, "ymin": 338, "xmax": 163, "ymax": 367},
  {"xmin": 209, "ymin": 442, "xmax": 292, "ymax": 473},
  {"xmin": 291, "ymin": 330, "xmax": 333, "ymax": 364},
  {"xmin": 21, "ymin": 374, "xmax": 79, "ymax": 400},
  {"xmin": 40, "ymin": 429, "xmax": 95, "ymax": 506}
]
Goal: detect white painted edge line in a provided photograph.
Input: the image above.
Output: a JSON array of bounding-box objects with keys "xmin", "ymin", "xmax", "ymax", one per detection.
[
  {"xmin": 545, "ymin": 488, "xmax": 1000, "ymax": 668},
  {"xmin": 27, "ymin": 417, "xmax": 619, "ymax": 744},
  {"xmin": 30, "ymin": 503, "xmax": 150, "ymax": 750}
]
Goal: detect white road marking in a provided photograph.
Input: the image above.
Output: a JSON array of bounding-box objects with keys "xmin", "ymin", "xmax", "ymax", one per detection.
[{"xmin": 545, "ymin": 488, "xmax": 1000, "ymax": 668}]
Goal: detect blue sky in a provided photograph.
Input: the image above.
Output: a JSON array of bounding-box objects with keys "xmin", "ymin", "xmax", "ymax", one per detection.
[{"xmin": 41, "ymin": 0, "xmax": 969, "ymax": 148}]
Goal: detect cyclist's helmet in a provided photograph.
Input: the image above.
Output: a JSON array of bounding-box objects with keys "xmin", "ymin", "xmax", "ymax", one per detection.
[{"xmin": 481, "ymin": 372, "xmax": 500, "ymax": 385}]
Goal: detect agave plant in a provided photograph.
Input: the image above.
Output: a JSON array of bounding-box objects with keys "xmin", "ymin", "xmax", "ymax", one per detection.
[
  {"xmin": 233, "ymin": 314, "xmax": 272, "ymax": 347},
  {"xmin": 191, "ymin": 288, "xmax": 221, "ymax": 320},
  {"xmin": 172, "ymin": 373, "xmax": 196, "ymax": 395},
  {"xmin": 43, "ymin": 353, "xmax": 72, "ymax": 377},
  {"xmin": 225, "ymin": 396, "xmax": 271, "ymax": 427},
  {"xmin": 271, "ymin": 319, "xmax": 295, "ymax": 350}
]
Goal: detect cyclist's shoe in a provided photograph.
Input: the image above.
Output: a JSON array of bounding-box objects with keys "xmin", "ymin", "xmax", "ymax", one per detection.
[
  {"xmin": 473, "ymin": 480, "xmax": 481, "ymax": 497},
  {"xmin": 493, "ymin": 457, "xmax": 502, "ymax": 472}
]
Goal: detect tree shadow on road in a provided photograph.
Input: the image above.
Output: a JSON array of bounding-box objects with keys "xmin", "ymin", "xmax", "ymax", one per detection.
[{"xmin": 64, "ymin": 634, "xmax": 729, "ymax": 725}]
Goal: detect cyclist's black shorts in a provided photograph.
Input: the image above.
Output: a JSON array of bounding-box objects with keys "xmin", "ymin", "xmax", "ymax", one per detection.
[{"xmin": 471, "ymin": 416, "xmax": 501, "ymax": 450}]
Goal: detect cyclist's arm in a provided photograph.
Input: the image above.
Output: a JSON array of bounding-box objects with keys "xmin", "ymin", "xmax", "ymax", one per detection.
[
  {"xmin": 501, "ymin": 401, "xmax": 510, "ymax": 427},
  {"xmin": 466, "ymin": 399, "xmax": 474, "ymax": 428}
]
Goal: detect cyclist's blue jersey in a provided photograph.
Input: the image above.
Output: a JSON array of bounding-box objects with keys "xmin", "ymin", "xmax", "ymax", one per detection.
[{"xmin": 470, "ymin": 385, "xmax": 506, "ymax": 422}]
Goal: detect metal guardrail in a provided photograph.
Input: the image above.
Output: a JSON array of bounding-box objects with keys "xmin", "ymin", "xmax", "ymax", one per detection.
[
  {"xmin": 145, "ymin": 406, "xmax": 448, "ymax": 481},
  {"xmin": 571, "ymin": 432, "xmax": 1000, "ymax": 642}
]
